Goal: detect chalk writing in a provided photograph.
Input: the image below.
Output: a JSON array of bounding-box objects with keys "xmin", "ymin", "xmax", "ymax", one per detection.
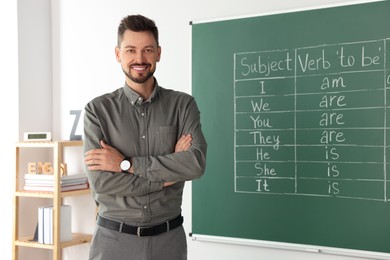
[
  {"xmin": 234, "ymin": 39, "xmax": 390, "ymax": 201},
  {"xmin": 240, "ymin": 52, "xmax": 293, "ymax": 77}
]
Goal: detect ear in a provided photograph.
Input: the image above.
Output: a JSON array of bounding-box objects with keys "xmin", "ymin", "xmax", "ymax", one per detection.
[
  {"xmin": 156, "ymin": 46, "xmax": 162, "ymax": 62},
  {"xmin": 115, "ymin": 46, "xmax": 121, "ymax": 62}
]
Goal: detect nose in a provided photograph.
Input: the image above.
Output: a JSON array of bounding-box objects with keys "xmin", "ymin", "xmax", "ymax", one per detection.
[{"xmin": 134, "ymin": 51, "xmax": 145, "ymax": 63}]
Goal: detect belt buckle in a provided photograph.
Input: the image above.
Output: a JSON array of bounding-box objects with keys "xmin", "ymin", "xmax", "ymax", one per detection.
[
  {"xmin": 137, "ymin": 227, "xmax": 142, "ymax": 237},
  {"xmin": 119, "ymin": 222, "xmax": 124, "ymax": 233}
]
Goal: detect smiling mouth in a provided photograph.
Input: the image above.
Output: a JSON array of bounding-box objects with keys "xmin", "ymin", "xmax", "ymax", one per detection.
[{"xmin": 131, "ymin": 63, "xmax": 150, "ymax": 71}]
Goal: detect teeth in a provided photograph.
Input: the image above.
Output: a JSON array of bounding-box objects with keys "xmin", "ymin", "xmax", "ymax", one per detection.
[{"xmin": 132, "ymin": 66, "xmax": 147, "ymax": 71}]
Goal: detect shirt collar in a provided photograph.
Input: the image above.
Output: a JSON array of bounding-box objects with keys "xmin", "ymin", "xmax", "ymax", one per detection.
[{"xmin": 123, "ymin": 79, "xmax": 159, "ymax": 106}]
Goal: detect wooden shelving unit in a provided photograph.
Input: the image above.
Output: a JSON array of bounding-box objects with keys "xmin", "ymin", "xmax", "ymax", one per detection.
[{"xmin": 12, "ymin": 140, "xmax": 92, "ymax": 260}]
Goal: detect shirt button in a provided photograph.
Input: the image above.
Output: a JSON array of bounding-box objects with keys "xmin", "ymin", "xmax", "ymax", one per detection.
[
  {"xmin": 141, "ymin": 113, "xmax": 145, "ymax": 116},
  {"xmin": 142, "ymin": 135, "xmax": 146, "ymax": 139},
  {"xmin": 138, "ymin": 97, "xmax": 142, "ymax": 101},
  {"xmin": 143, "ymin": 206, "xmax": 148, "ymax": 209}
]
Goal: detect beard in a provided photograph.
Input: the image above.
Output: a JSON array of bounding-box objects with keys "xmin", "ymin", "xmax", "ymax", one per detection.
[{"xmin": 122, "ymin": 63, "xmax": 155, "ymax": 84}]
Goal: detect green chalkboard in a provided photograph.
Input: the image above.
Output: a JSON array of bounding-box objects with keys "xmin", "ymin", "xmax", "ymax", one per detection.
[{"xmin": 191, "ymin": 0, "xmax": 390, "ymax": 255}]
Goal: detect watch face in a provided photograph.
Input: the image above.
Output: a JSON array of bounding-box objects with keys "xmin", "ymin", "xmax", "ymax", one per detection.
[{"xmin": 120, "ymin": 159, "xmax": 131, "ymax": 171}]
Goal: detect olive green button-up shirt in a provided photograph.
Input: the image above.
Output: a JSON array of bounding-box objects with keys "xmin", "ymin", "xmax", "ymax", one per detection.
[{"xmin": 83, "ymin": 80, "xmax": 207, "ymax": 226}]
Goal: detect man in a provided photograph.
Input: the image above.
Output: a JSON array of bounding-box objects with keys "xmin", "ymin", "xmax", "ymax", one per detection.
[{"xmin": 83, "ymin": 14, "xmax": 207, "ymax": 260}]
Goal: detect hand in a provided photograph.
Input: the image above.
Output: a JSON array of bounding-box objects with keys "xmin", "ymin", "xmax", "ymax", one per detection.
[
  {"xmin": 84, "ymin": 140, "xmax": 125, "ymax": 172},
  {"xmin": 175, "ymin": 134, "xmax": 192, "ymax": 152}
]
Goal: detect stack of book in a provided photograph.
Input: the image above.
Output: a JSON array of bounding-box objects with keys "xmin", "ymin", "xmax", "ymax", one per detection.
[
  {"xmin": 38, "ymin": 205, "xmax": 72, "ymax": 244},
  {"xmin": 24, "ymin": 173, "xmax": 89, "ymax": 192}
]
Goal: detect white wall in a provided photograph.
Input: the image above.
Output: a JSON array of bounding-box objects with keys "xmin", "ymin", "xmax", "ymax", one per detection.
[
  {"xmin": 17, "ymin": 1, "xmax": 54, "ymax": 259},
  {"xmin": 9, "ymin": 0, "xmax": 382, "ymax": 259},
  {"xmin": 0, "ymin": 1, "xmax": 19, "ymax": 260}
]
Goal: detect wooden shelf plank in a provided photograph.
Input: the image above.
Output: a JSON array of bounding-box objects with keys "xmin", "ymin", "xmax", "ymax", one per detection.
[
  {"xmin": 16, "ymin": 140, "xmax": 83, "ymax": 148},
  {"xmin": 15, "ymin": 236, "xmax": 54, "ymax": 249},
  {"xmin": 15, "ymin": 233, "xmax": 92, "ymax": 250},
  {"xmin": 15, "ymin": 189, "xmax": 90, "ymax": 198},
  {"xmin": 61, "ymin": 233, "xmax": 92, "ymax": 248},
  {"xmin": 15, "ymin": 191, "xmax": 54, "ymax": 198}
]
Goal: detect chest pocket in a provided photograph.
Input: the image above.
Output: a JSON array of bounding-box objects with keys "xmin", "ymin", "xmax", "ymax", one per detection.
[{"xmin": 157, "ymin": 125, "xmax": 178, "ymax": 154}]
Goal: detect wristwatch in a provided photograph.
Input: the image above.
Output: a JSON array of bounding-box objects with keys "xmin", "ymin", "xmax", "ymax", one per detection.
[{"xmin": 120, "ymin": 157, "xmax": 132, "ymax": 173}]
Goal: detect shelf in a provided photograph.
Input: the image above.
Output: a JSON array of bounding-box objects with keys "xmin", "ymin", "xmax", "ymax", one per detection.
[
  {"xmin": 13, "ymin": 140, "xmax": 92, "ymax": 260},
  {"xmin": 61, "ymin": 233, "xmax": 93, "ymax": 248},
  {"xmin": 15, "ymin": 237, "xmax": 53, "ymax": 250},
  {"xmin": 15, "ymin": 189, "xmax": 91, "ymax": 198},
  {"xmin": 15, "ymin": 233, "xmax": 92, "ymax": 250},
  {"xmin": 16, "ymin": 140, "xmax": 83, "ymax": 148}
]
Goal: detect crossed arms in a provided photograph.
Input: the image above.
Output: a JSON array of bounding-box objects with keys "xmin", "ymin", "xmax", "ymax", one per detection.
[{"xmin": 84, "ymin": 135, "xmax": 193, "ymax": 187}]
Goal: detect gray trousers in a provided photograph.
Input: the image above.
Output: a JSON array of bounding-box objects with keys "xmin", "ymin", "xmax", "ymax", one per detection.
[{"xmin": 88, "ymin": 224, "xmax": 187, "ymax": 260}]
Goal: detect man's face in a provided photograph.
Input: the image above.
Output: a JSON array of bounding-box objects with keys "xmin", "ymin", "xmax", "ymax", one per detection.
[{"xmin": 115, "ymin": 30, "xmax": 161, "ymax": 84}]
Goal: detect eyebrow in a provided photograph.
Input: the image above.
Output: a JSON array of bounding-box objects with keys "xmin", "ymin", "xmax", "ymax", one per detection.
[{"xmin": 123, "ymin": 44, "xmax": 156, "ymax": 49}]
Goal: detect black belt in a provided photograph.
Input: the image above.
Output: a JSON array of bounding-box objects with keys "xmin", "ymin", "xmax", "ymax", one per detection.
[{"xmin": 96, "ymin": 215, "xmax": 183, "ymax": 237}]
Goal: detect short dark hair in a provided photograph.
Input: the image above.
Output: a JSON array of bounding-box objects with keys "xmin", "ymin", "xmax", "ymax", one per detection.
[{"xmin": 117, "ymin": 14, "xmax": 159, "ymax": 47}]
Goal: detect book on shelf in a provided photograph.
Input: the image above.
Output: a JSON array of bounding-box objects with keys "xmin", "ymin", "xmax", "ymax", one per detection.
[
  {"xmin": 24, "ymin": 173, "xmax": 87, "ymax": 181},
  {"xmin": 24, "ymin": 173, "xmax": 89, "ymax": 192},
  {"xmin": 32, "ymin": 223, "xmax": 39, "ymax": 242},
  {"xmin": 24, "ymin": 182, "xmax": 89, "ymax": 192},
  {"xmin": 38, "ymin": 205, "xmax": 72, "ymax": 244}
]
